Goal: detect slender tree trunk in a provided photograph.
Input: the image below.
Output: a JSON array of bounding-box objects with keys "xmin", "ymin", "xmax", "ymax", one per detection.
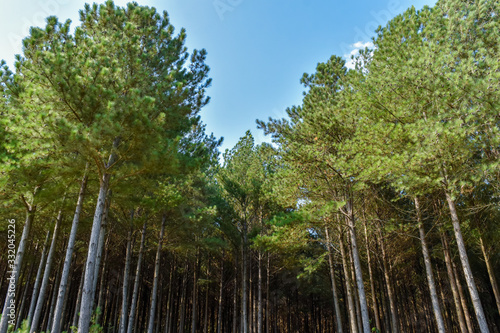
[
  {"xmin": 233, "ymin": 256, "xmax": 238, "ymax": 333},
  {"xmin": 30, "ymin": 208, "xmax": 63, "ymax": 333},
  {"xmin": 51, "ymin": 171, "xmax": 88, "ymax": 333},
  {"xmin": 60, "ymin": 262, "xmax": 73, "ymax": 331},
  {"xmin": 217, "ymin": 256, "xmax": 224, "ymax": 333},
  {"xmin": 414, "ymin": 197, "xmax": 445, "ymax": 332},
  {"xmin": 258, "ymin": 251, "xmax": 263, "ymax": 333},
  {"xmin": 453, "ymin": 260, "xmax": 475, "ymax": 333},
  {"xmin": 91, "ymin": 194, "xmax": 111, "ymax": 315},
  {"xmin": 164, "ymin": 260, "xmax": 174, "ymax": 333},
  {"xmin": 0, "ymin": 204, "xmax": 36, "ymax": 333},
  {"xmin": 15, "ymin": 256, "xmax": 35, "ymax": 330},
  {"xmin": 378, "ymin": 228, "xmax": 398, "ymax": 333},
  {"xmin": 266, "ymin": 254, "xmax": 270, "ymax": 333},
  {"xmin": 78, "ymin": 141, "xmax": 118, "ymax": 333},
  {"xmin": 97, "ymin": 236, "xmax": 110, "ymax": 323},
  {"xmin": 441, "ymin": 232, "xmax": 468, "ymax": 333},
  {"xmin": 363, "ymin": 221, "xmax": 380, "ymax": 332},
  {"xmin": 346, "ymin": 197, "xmax": 370, "ymax": 333},
  {"xmin": 339, "ymin": 229, "xmax": 357, "ymax": 333},
  {"xmin": 479, "ymin": 233, "xmax": 500, "ymax": 317},
  {"xmin": 47, "ymin": 258, "xmax": 63, "ymax": 331},
  {"xmin": 349, "ymin": 238, "xmax": 363, "ymax": 333},
  {"xmin": 72, "ymin": 269, "xmax": 85, "ymax": 328},
  {"xmin": 128, "ymin": 221, "xmax": 147, "ymax": 333},
  {"xmin": 444, "ymin": 191, "xmax": 490, "ymax": 333},
  {"xmin": 325, "ymin": 227, "xmax": 343, "ymax": 333},
  {"xmin": 120, "ymin": 228, "xmax": 134, "ymax": 333},
  {"xmin": 27, "ymin": 230, "xmax": 50, "ymax": 326},
  {"xmin": 203, "ymin": 262, "xmax": 210, "ymax": 333},
  {"xmin": 149, "ymin": 215, "xmax": 166, "ymax": 333},
  {"xmin": 242, "ymin": 220, "xmax": 248, "ymax": 333},
  {"xmin": 179, "ymin": 261, "xmax": 188, "ymax": 333}
]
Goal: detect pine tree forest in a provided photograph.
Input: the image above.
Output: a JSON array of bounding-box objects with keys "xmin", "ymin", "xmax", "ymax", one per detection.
[{"xmin": 1, "ymin": 0, "xmax": 499, "ymax": 332}]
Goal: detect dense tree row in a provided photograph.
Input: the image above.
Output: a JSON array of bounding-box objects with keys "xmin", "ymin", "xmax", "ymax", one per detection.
[{"xmin": 0, "ymin": 0, "xmax": 499, "ymax": 332}]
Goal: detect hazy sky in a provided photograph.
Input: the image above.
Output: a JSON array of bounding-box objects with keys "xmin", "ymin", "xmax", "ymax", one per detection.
[{"xmin": 0, "ymin": 0, "xmax": 436, "ymax": 153}]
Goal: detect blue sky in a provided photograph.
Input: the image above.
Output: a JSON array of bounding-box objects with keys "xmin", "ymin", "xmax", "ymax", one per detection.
[{"xmin": 0, "ymin": 0, "xmax": 436, "ymax": 153}]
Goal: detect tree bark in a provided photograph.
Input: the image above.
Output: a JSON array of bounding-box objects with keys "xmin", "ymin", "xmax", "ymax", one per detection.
[
  {"xmin": 30, "ymin": 208, "xmax": 63, "ymax": 333},
  {"xmin": 78, "ymin": 140, "xmax": 118, "ymax": 333},
  {"xmin": 444, "ymin": 191, "xmax": 490, "ymax": 333},
  {"xmin": 148, "ymin": 215, "xmax": 166, "ymax": 333},
  {"xmin": 51, "ymin": 171, "xmax": 88, "ymax": 333},
  {"xmin": 453, "ymin": 259, "xmax": 475, "ymax": 333},
  {"xmin": 15, "ymin": 256, "xmax": 35, "ymax": 330},
  {"xmin": 179, "ymin": 262, "xmax": 188, "ymax": 333},
  {"xmin": 120, "ymin": 227, "xmax": 134, "ymax": 333},
  {"xmin": 479, "ymin": 233, "xmax": 500, "ymax": 317},
  {"xmin": 258, "ymin": 251, "xmax": 263, "ymax": 333},
  {"xmin": 346, "ymin": 197, "xmax": 371, "ymax": 333},
  {"xmin": 27, "ymin": 230, "xmax": 50, "ymax": 326},
  {"xmin": 363, "ymin": 221, "xmax": 380, "ymax": 332},
  {"xmin": 0, "ymin": 203, "xmax": 36, "ymax": 333},
  {"xmin": 441, "ymin": 232, "xmax": 468, "ymax": 333},
  {"xmin": 217, "ymin": 256, "xmax": 224, "ymax": 333},
  {"xmin": 233, "ymin": 256, "xmax": 238, "ymax": 333},
  {"xmin": 128, "ymin": 221, "xmax": 147, "ymax": 333},
  {"xmin": 266, "ymin": 254, "xmax": 270, "ymax": 333},
  {"xmin": 339, "ymin": 229, "xmax": 357, "ymax": 333},
  {"xmin": 72, "ymin": 269, "xmax": 85, "ymax": 328},
  {"xmin": 203, "ymin": 262, "xmax": 210, "ymax": 333},
  {"xmin": 241, "ymin": 219, "xmax": 248, "ymax": 333},
  {"xmin": 47, "ymin": 258, "xmax": 63, "ymax": 331},
  {"xmin": 325, "ymin": 226, "xmax": 343, "ymax": 333},
  {"xmin": 378, "ymin": 227, "xmax": 399, "ymax": 333},
  {"xmin": 414, "ymin": 197, "xmax": 445, "ymax": 333}
]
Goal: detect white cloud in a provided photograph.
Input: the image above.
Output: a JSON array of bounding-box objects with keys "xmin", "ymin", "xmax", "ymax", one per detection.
[{"xmin": 344, "ymin": 41, "xmax": 374, "ymax": 70}]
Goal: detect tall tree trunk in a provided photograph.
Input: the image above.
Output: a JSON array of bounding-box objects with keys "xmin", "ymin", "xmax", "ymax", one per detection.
[
  {"xmin": 179, "ymin": 262, "xmax": 188, "ymax": 333},
  {"xmin": 30, "ymin": 208, "xmax": 63, "ymax": 333},
  {"xmin": 47, "ymin": 258, "xmax": 63, "ymax": 331},
  {"xmin": 349, "ymin": 238, "xmax": 363, "ymax": 333},
  {"xmin": 258, "ymin": 251, "xmax": 263, "ymax": 333},
  {"xmin": 346, "ymin": 197, "xmax": 370, "ymax": 333},
  {"xmin": 15, "ymin": 256, "xmax": 35, "ymax": 330},
  {"xmin": 0, "ymin": 201, "xmax": 37, "ymax": 333},
  {"xmin": 217, "ymin": 256, "xmax": 224, "ymax": 333},
  {"xmin": 453, "ymin": 259, "xmax": 475, "ymax": 333},
  {"xmin": 266, "ymin": 254, "xmax": 270, "ymax": 333},
  {"xmin": 414, "ymin": 197, "xmax": 446, "ymax": 332},
  {"xmin": 27, "ymin": 230, "xmax": 50, "ymax": 326},
  {"xmin": 325, "ymin": 227, "xmax": 343, "ymax": 333},
  {"xmin": 51, "ymin": 171, "xmax": 88, "ymax": 333},
  {"xmin": 148, "ymin": 215, "xmax": 166, "ymax": 333},
  {"xmin": 120, "ymin": 227, "xmax": 134, "ymax": 333},
  {"xmin": 233, "ymin": 256, "xmax": 238, "ymax": 333},
  {"xmin": 444, "ymin": 191, "xmax": 490, "ymax": 333},
  {"xmin": 378, "ymin": 228, "xmax": 398, "ymax": 333},
  {"xmin": 78, "ymin": 141, "xmax": 118, "ymax": 333},
  {"xmin": 164, "ymin": 259, "xmax": 174, "ymax": 333},
  {"xmin": 97, "ymin": 236, "xmax": 110, "ymax": 323},
  {"xmin": 203, "ymin": 263, "xmax": 210, "ymax": 333},
  {"xmin": 441, "ymin": 232, "xmax": 468, "ymax": 333},
  {"xmin": 242, "ymin": 220, "xmax": 248, "ymax": 333},
  {"xmin": 479, "ymin": 233, "xmax": 500, "ymax": 317},
  {"xmin": 128, "ymin": 221, "xmax": 147, "ymax": 333},
  {"xmin": 91, "ymin": 194, "xmax": 111, "ymax": 315},
  {"xmin": 363, "ymin": 221, "xmax": 380, "ymax": 332},
  {"xmin": 72, "ymin": 269, "xmax": 85, "ymax": 328},
  {"xmin": 339, "ymin": 229, "xmax": 357, "ymax": 333},
  {"xmin": 191, "ymin": 254, "xmax": 199, "ymax": 333}
]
